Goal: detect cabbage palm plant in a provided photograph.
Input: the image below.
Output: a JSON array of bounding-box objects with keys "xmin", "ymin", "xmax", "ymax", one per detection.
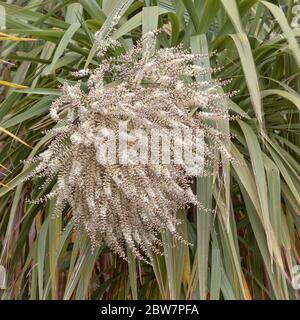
[{"xmin": 0, "ymin": 0, "xmax": 299, "ymax": 300}]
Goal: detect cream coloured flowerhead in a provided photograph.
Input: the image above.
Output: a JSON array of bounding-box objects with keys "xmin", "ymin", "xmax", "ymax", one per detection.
[{"xmin": 27, "ymin": 32, "xmax": 234, "ymax": 261}]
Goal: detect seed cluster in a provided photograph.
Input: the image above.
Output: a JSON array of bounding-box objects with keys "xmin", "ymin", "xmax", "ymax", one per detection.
[{"xmin": 27, "ymin": 32, "xmax": 233, "ymax": 261}]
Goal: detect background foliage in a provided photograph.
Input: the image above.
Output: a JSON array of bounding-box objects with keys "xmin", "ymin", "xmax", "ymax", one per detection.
[{"xmin": 0, "ymin": 0, "xmax": 299, "ymax": 300}]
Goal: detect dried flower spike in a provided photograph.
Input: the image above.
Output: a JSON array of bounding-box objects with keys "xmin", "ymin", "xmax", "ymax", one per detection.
[{"xmin": 27, "ymin": 32, "xmax": 233, "ymax": 261}]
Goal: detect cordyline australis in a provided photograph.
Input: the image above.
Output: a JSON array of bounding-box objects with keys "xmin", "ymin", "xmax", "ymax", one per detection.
[{"xmin": 25, "ymin": 31, "xmax": 235, "ymax": 262}]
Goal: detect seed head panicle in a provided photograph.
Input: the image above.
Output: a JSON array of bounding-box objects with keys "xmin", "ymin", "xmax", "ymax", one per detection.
[{"xmin": 27, "ymin": 32, "xmax": 234, "ymax": 261}]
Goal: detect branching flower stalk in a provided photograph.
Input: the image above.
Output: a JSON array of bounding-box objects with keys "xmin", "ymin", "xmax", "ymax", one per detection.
[{"xmin": 26, "ymin": 32, "xmax": 235, "ymax": 261}]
